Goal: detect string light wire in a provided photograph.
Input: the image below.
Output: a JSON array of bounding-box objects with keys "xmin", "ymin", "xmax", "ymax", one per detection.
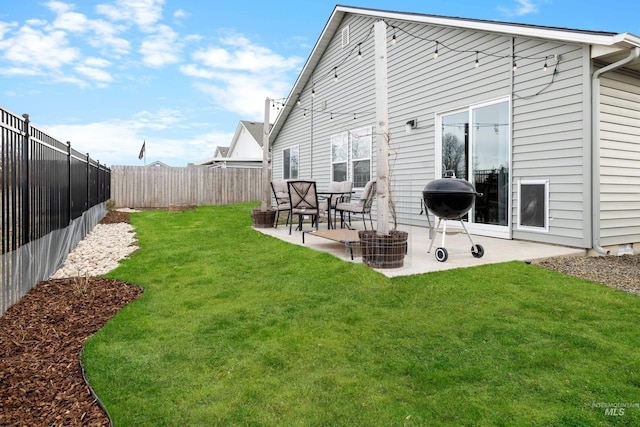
[{"xmin": 271, "ymin": 19, "xmax": 560, "ymax": 121}]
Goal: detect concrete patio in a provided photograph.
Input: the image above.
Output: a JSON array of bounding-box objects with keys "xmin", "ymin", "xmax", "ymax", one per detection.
[{"xmin": 254, "ymin": 219, "xmax": 585, "ymax": 278}]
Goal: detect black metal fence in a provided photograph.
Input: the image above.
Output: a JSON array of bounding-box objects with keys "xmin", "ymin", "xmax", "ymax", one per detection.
[
  {"xmin": 1, "ymin": 106, "xmax": 110, "ymax": 314},
  {"xmin": 1, "ymin": 109, "xmax": 110, "ymax": 254}
]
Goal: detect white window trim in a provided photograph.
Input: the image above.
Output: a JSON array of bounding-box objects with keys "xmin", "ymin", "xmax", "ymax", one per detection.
[
  {"xmin": 434, "ymin": 97, "xmax": 512, "ymax": 239},
  {"xmin": 329, "ymin": 126, "xmax": 372, "ymax": 189},
  {"xmin": 330, "ymin": 132, "xmax": 349, "ymax": 182},
  {"xmin": 517, "ymin": 179, "xmax": 550, "ymax": 232},
  {"xmin": 282, "ymin": 145, "xmax": 299, "ymax": 180},
  {"xmin": 435, "ymin": 97, "xmax": 510, "ymax": 180}
]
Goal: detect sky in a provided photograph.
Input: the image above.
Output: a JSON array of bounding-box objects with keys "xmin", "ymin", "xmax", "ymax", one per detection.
[{"xmin": 2, "ymin": 0, "xmax": 640, "ymax": 167}]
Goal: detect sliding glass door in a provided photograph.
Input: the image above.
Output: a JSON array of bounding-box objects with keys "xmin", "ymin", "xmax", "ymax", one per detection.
[{"xmin": 438, "ymin": 99, "xmax": 510, "ymax": 235}]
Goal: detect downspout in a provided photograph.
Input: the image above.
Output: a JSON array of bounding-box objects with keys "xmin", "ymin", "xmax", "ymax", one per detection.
[{"xmin": 590, "ymin": 47, "xmax": 640, "ymax": 254}]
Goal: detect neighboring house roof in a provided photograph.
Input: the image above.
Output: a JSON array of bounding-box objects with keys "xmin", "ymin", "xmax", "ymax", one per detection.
[
  {"xmin": 270, "ymin": 5, "xmax": 640, "ymax": 141},
  {"xmin": 214, "ymin": 146, "xmax": 230, "ymax": 158},
  {"xmin": 146, "ymin": 160, "xmax": 170, "ymax": 168},
  {"xmin": 228, "ymin": 121, "xmax": 266, "ymax": 157},
  {"xmin": 194, "ymin": 120, "xmax": 271, "ymax": 168},
  {"xmin": 240, "ymin": 120, "xmax": 266, "ymax": 148}
]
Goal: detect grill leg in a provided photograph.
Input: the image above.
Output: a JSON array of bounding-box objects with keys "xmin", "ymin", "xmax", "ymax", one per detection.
[
  {"xmin": 427, "ymin": 218, "xmax": 442, "ymax": 253},
  {"xmin": 458, "ymin": 219, "xmax": 477, "ymax": 246},
  {"xmin": 441, "ymin": 219, "xmax": 448, "ymax": 248}
]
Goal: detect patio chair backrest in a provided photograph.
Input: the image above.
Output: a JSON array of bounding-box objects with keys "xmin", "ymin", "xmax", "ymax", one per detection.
[
  {"xmin": 341, "ymin": 181, "xmax": 353, "ymax": 203},
  {"xmin": 288, "ymin": 180, "xmax": 319, "ymax": 212},
  {"xmin": 271, "ymin": 180, "xmax": 289, "ymax": 206},
  {"xmin": 359, "ymin": 179, "xmax": 377, "ymax": 210},
  {"xmin": 327, "ymin": 181, "xmax": 342, "ymax": 192},
  {"xmin": 326, "ymin": 181, "xmax": 352, "ymax": 207}
]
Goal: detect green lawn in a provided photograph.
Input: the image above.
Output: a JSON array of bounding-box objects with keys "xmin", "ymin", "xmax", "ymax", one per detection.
[{"xmin": 84, "ymin": 203, "xmax": 640, "ymax": 426}]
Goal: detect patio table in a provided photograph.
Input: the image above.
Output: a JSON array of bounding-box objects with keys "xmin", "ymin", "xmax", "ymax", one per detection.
[{"xmin": 318, "ymin": 190, "xmax": 354, "ymax": 229}]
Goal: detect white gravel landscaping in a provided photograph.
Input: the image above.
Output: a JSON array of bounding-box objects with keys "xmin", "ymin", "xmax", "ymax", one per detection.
[{"xmin": 49, "ymin": 218, "xmax": 139, "ymax": 279}]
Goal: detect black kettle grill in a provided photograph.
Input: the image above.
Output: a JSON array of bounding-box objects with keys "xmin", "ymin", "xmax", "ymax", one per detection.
[{"xmin": 422, "ymin": 177, "xmax": 485, "ymax": 262}]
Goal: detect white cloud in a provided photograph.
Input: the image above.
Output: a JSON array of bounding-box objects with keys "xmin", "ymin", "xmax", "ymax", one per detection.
[
  {"xmin": 0, "ymin": 25, "xmax": 80, "ymax": 69},
  {"xmin": 0, "ymin": 66, "xmax": 42, "ymax": 77},
  {"xmin": 173, "ymin": 9, "xmax": 189, "ymax": 20},
  {"xmin": 25, "ymin": 19, "xmax": 49, "ymax": 27},
  {"xmin": 498, "ymin": 0, "xmax": 540, "ymax": 17},
  {"xmin": 45, "ymin": 1, "xmax": 73, "ymax": 15},
  {"xmin": 75, "ymin": 64, "xmax": 113, "ymax": 82},
  {"xmin": 48, "ymin": 3, "xmax": 91, "ymax": 31},
  {"xmin": 42, "ymin": 116, "xmax": 232, "ymax": 166},
  {"xmin": 46, "ymin": 1, "xmax": 131, "ymax": 56},
  {"xmin": 0, "ymin": 22, "xmax": 17, "ymax": 39},
  {"xmin": 84, "ymin": 57, "xmax": 112, "ymax": 67},
  {"xmin": 193, "ymin": 34, "xmax": 302, "ymax": 73},
  {"xmin": 53, "ymin": 74, "xmax": 90, "ymax": 86},
  {"xmin": 96, "ymin": 0, "xmax": 165, "ymax": 30},
  {"xmin": 183, "ymin": 32, "xmax": 303, "ymax": 118},
  {"xmin": 131, "ymin": 109, "xmax": 183, "ymax": 130},
  {"xmin": 139, "ymin": 24, "xmax": 180, "ymax": 67},
  {"xmin": 179, "ymin": 64, "xmax": 218, "ymax": 79},
  {"xmin": 194, "ymin": 72, "xmax": 291, "ymax": 120}
]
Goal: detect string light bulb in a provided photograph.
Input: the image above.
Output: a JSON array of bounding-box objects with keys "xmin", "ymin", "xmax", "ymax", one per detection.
[
  {"xmin": 475, "ymin": 51, "xmax": 480, "ymax": 68},
  {"xmin": 311, "ymin": 85, "xmax": 315, "ymax": 97},
  {"xmin": 391, "ymin": 27, "xmax": 397, "ymax": 45},
  {"xmin": 543, "ymin": 58, "xmax": 548, "ymax": 72},
  {"xmin": 357, "ymin": 43, "xmax": 362, "ymax": 61},
  {"xmin": 334, "ymin": 67, "xmax": 338, "ymax": 82},
  {"xmin": 512, "ymin": 57, "xmax": 517, "ymax": 71},
  {"xmin": 433, "ymin": 41, "xmax": 439, "ymax": 59}
]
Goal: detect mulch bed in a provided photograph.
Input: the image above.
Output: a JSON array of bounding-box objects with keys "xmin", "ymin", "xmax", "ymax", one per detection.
[{"xmin": 0, "ymin": 211, "xmax": 142, "ymax": 426}]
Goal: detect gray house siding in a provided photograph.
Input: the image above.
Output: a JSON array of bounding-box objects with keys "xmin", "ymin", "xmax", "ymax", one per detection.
[
  {"xmin": 386, "ymin": 22, "xmax": 513, "ymax": 227},
  {"xmin": 367, "ymin": 17, "xmax": 517, "ymax": 226},
  {"xmin": 271, "ymin": 7, "xmax": 640, "ymax": 251},
  {"xmin": 511, "ymin": 41, "xmax": 590, "ymax": 247},
  {"xmin": 599, "ymin": 70, "xmax": 640, "ymax": 246},
  {"xmin": 275, "ymin": 13, "xmax": 591, "ymax": 243},
  {"xmin": 273, "ymin": 14, "xmax": 378, "ymax": 188}
]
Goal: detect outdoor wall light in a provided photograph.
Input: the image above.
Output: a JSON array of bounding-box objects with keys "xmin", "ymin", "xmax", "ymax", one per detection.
[{"xmin": 405, "ymin": 119, "xmax": 417, "ymax": 135}]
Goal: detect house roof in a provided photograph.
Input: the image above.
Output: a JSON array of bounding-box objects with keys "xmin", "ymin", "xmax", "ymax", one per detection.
[
  {"xmin": 227, "ymin": 120, "xmax": 270, "ymax": 157},
  {"xmin": 270, "ymin": 4, "xmax": 640, "ymax": 141},
  {"xmin": 146, "ymin": 160, "xmax": 170, "ymax": 168},
  {"xmin": 240, "ymin": 121, "xmax": 266, "ymax": 147},
  {"xmin": 214, "ymin": 146, "xmax": 229, "ymax": 157}
]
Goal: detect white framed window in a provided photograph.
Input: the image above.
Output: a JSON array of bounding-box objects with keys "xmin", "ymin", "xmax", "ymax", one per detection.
[
  {"xmin": 330, "ymin": 126, "xmax": 371, "ymax": 188},
  {"xmin": 283, "ymin": 146, "xmax": 299, "ymax": 179},
  {"xmin": 331, "ymin": 132, "xmax": 348, "ymax": 182},
  {"xmin": 517, "ymin": 179, "xmax": 549, "ymax": 232}
]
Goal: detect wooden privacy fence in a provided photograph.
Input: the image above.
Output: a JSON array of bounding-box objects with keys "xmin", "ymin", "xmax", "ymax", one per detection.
[{"xmin": 110, "ymin": 166, "xmax": 263, "ymax": 208}]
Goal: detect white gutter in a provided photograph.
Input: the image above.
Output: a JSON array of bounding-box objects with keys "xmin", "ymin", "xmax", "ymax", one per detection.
[{"xmin": 590, "ymin": 46, "xmax": 640, "ymax": 254}]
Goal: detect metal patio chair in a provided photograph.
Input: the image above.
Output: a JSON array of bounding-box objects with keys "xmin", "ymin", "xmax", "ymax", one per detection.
[
  {"xmin": 335, "ymin": 179, "xmax": 377, "ymax": 230},
  {"xmin": 319, "ymin": 181, "xmax": 353, "ymax": 228},
  {"xmin": 287, "ymin": 180, "xmax": 324, "ymax": 235},
  {"xmin": 271, "ymin": 180, "xmax": 291, "ymax": 228}
]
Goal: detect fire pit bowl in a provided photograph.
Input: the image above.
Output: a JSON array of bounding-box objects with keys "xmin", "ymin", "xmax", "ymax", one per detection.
[{"xmin": 422, "ymin": 178, "xmax": 480, "ymax": 220}]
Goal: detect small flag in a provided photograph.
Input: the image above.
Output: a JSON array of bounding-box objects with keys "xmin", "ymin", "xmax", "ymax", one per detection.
[{"xmin": 138, "ymin": 141, "xmax": 146, "ymax": 160}]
